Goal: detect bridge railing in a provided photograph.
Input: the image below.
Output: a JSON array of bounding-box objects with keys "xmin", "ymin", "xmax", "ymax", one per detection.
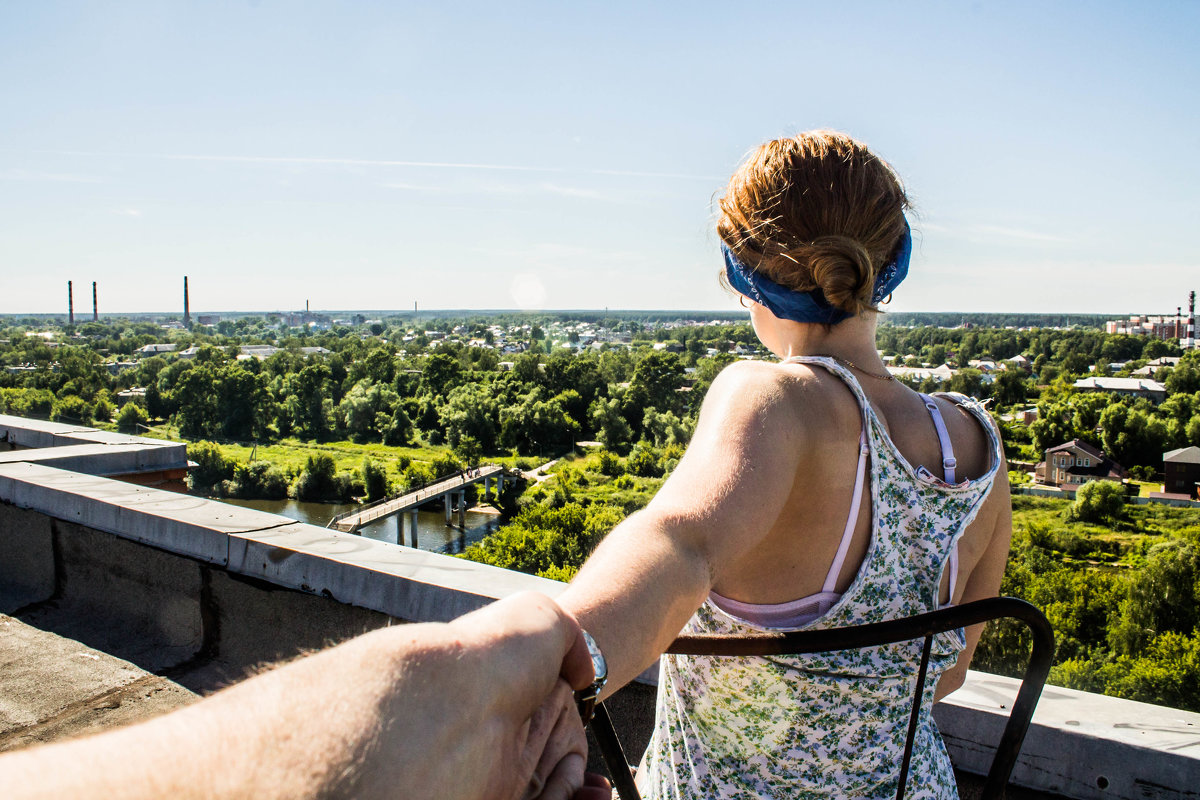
[{"xmin": 326, "ymin": 464, "xmax": 512, "ymax": 528}]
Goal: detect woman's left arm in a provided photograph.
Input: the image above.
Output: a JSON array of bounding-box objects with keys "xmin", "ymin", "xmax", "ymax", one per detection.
[
  {"xmin": 557, "ymin": 363, "xmax": 812, "ymax": 693},
  {"xmin": 934, "ymin": 470, "xmax": 1013, "ymax": 700}
]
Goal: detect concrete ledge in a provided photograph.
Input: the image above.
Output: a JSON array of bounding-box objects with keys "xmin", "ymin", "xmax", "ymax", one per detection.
[
  {"xmin": 0, "ymin": 442, "xmax": 190, "ymax": 476},
  {"xmin": 937, "ymin": 671, "xmax": 1200, "ymax": 800},
  {"xmin": 229, "ymin": 524, "xmax": 563, "ymax": 623},
  {"xmin": 0, "ymin": 463, "xmax": 276, "ymax": 564},
  {"xmin": 0, "ymin": 462, "xmax": 562, "ymax": 620},
  {"xmin": 0, "ymin": 414, "xmax": 177, "ymax": 451}
]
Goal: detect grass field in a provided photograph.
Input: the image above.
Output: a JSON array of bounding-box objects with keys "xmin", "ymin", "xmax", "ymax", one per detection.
[{"xmin": 123, "ymin": 421, "xmax": 531, "ymax": 483}]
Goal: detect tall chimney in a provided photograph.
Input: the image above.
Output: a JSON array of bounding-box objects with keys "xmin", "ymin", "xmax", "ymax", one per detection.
[
  {"xmin": 184, "ymin": 276, "xmax": 191, "ymax": 326},
  {"xmin": 1188, "ymin": 290, "xmax": 1196, "ymax": 350},
  {"xmin": 92, "ymin": 281, "xmax": 98, "ymax": 322},
  {"xmin": 68, "ymin": 281, "xmax": 74, "ymax": 326}
]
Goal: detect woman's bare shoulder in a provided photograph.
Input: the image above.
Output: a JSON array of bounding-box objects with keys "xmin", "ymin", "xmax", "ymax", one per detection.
[{"xmin": 707, "ymin": 359, "xmax": 848, "ymax": 404}]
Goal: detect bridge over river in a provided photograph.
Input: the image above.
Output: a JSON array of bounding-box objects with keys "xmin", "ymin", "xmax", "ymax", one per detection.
[{"xmin": 328, "ymin": 464, "xmax": 512, "ymax": 547}]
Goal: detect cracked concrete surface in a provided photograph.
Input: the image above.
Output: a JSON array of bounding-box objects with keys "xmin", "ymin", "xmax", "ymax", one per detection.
[{"xmin": 0, "ymin": 613, "xmax": 196, "ymax": 752}]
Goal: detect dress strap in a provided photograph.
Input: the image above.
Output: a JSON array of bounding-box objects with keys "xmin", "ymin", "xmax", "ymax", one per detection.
[
  {"xmin": 918, "ymin": 393, "xmax": 957, "ymax": 483},
  {"xmin": 821, "ymin": 429, "xmax": 869, "ymax": 594}
]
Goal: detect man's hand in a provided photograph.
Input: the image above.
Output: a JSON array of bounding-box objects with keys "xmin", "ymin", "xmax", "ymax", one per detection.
[{"xmin": 0, "ymin": 591, "xmax": 611, "ymax": 800}]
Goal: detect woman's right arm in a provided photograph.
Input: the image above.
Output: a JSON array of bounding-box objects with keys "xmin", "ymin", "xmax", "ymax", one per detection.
[{"xmin": 557, "ymin": 361, "xmax": 818, "ymax": 693}]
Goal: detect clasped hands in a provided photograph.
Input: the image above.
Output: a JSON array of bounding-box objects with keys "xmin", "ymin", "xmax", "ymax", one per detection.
[{"xmin": 381, "ymin": 591, "xmax": 613, "ymax": 800}]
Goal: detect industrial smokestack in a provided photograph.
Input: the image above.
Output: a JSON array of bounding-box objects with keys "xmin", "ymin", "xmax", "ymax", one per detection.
[
  {"xmin": 68, "ymin": 281, "xmax": 74, "ymax": 326},
  {"xmin": 92, "ymin": 281, "xmax": 98, "ymax": 322},
  {"xmin": 184, "ymin": 276, "xmax": 191, "ymax": 326},
  {"xmin": 1188, "ymin": 290, "xmax": 1196, "ymax": 350}
]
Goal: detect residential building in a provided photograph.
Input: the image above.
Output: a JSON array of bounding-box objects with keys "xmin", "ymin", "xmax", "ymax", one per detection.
[
  {"xmin": 1132, "ymin": 357, "xmax": 1181, "ymax": 378},
  {"xmin": 888, "ymin": 364, "xmax": 957, "ymax": 383},
  {"xmin": 1071, "ymin": 376, "xmax": 1167, "ymax": 404},
  {"xmin": 1163, "ymin": 447, "xmax": 1200, "ymax": 499},
  {"xmin": 135, "ymin": 343, "xmax": 177, "ymax": 357},
  {"xmin": 1036, "ymin": 439, "xmax": 1125, "ymax": 489}
]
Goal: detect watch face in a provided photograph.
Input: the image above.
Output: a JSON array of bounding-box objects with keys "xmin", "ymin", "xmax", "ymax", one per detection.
[{"xmin": 581, "ymin": 629, "xmax": 607, "ymax": 683}]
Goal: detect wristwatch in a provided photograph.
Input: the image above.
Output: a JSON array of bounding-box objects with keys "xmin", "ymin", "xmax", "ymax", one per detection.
[{"xmin": 574, "ymin": 629, "xmax": 608, "ymax": 725}]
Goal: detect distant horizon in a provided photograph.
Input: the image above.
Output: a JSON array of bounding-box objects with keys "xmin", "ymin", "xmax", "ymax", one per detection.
[{"xmin": 0, "ymin": 307, "xmax": 1175, "ymax": 322}]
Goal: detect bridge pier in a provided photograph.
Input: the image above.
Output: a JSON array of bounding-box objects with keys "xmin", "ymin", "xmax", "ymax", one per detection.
[
  {"xmin": 457, "ymin": 489, "xmax": 466, "ymax": 528},
  {"xmin": 444, "ymin": 492, "xmax": 453, "ymax": 525},
  {"xmin": 409, "ymin": 508, "xmax": 419, "ymax": 548}
]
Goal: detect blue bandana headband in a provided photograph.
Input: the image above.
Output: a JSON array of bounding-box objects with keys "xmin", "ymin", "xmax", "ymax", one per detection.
[{"xmin": 723, "ymin": 217, "xmax": 911, "ymax": 325}]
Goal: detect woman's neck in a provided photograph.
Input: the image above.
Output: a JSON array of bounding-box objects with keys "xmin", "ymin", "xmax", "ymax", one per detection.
[{"xmin": 766, "ymin": 313, "xmax": 884, "ymax": 370}]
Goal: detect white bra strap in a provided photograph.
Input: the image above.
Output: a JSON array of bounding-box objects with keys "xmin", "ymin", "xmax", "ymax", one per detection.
[
  {"xmin": 919, "ymin": 393, "xmax": 957, "ymax": 484},
  {"xmin": 822, "ymin": 428, "xmax": 869, "ymax": 594},
  {"xmin": 948, "ymin": 546, "xmax": 960, "ymax": 601}
]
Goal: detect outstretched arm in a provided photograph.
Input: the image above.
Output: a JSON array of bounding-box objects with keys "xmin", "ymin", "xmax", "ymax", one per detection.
[
  {"xmin": 559, "ymin": 362, "xmax": 810, "ymax": 692},
  {"xmin": 0, "ymin": 592, "xmax": 608, "ymax": 800}
]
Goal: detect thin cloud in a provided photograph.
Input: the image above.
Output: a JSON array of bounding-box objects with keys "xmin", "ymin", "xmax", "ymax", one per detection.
[
  {"xmin": 538, "ymin": 182, "xmax": 608, "ymax": 200},
  {"xmin": 381, "ymin": 179, "xmax": 626, "ymax": 203},
  {"xmin": 44, "ymin": 149, "xmax": 721, "ymax": 181},
  {"xmin": 0, "ymin": 169, "xmax": 102, "ymax": 184},
  {"xmin": 111, "ymin": 208, "xmax": 142, "ymax": 217},
  {"xmin": 967, "ymin": 224, "xmax": 1071, "ymax": 243}
]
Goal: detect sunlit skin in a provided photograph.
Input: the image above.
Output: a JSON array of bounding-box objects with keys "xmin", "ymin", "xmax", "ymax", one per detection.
[{"xmin": 0, "ymin": 592, "xmax": 612, "ymax": 800}]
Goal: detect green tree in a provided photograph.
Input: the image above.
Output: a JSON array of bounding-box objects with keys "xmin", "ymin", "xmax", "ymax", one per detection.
[
  {"xmin": 173, "ymin": 364, "xmax": 220, "ymax": 438},
  {"xmin": 1099, "ymin": 403, "xmax": 1172, "ymax": 468},
  {"xmin": 440, "ymin": 383, "xmax": 501, "ymax": 450},
  {"xmin": 294, "ymin": 453, "xmax": 353, "ymax": 501},
  {"xmin": 589, "ymin": 397, "xmax": 633, "ymax": 452},
  {"xmin": 116, "ymin": 402, "xmax": 148, "ymax": 433},
  {"xmin": 217, "ymin": 363, "xmax": 271, "ymax": 441},
  {"xmin": 361, "ymin": 457, "xmax": 390, "ymax": 502},
  {"xmin": 454, "ymin": 435, "xmax": 483, "ymax": 469},
  {"xmin": 628, "ymin": 351, "xmax": 685, "ymax": 414},
  {"xmin": 1067, "ymin": 480, "xmax": 1126, "ymax": 525},
  {"xmin": 187, "ymin": 441, "xmax": 234, "ymax": 491},
  {"xmin": 1109, "ymin": 540, "xmax": 1200, "ymax": 656},
  {"xmin": 421, "ymin": 352, "xmax": 464, "ymax": 396},
  {"xmin": 1165, "ymin": 357, "xmax": 1200, "ymax": 395},
  {"xmin": 50, "ymin": 395, "xmax": 92, "ymax": 424},
  {"xmin": 280, "ymin": 364, "xmax": 333, "ymax": 440}
]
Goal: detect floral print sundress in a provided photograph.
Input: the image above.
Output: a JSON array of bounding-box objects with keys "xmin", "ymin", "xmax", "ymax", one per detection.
[{"xmin": 638, "ymin": 356, "xmax": 1004, "ymax": 800}]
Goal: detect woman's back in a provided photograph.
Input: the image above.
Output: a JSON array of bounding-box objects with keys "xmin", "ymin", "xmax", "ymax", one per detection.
[
  {"xmin": 712, "ymin": 356, "xmax": 1005, "ymax": 611},
  {"xmin": 637, "ymin": 357, "xmax": 1006, "ymax": 799}
]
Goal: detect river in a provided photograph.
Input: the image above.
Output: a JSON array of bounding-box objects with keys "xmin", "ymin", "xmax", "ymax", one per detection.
[{"xmin": 218, "ymin": 497, "xmax": 503, "ymax": 555}]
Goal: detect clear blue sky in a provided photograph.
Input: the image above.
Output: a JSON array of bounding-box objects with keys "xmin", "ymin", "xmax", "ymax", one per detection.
[{"xmin": 2, "ymin": 1, "xmax": 1197, "ymax": 316}]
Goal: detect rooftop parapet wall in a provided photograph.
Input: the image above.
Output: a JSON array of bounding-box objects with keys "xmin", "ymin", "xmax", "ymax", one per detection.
[
  {"xmin": 0, "ymin": 462, "xmax": 563, "ymax": 623},
  {"xmin": 0, "ymin": 415, "xmax": 189, "ymax": 488},
  {"xmin": 0, "ymin": 414, "xmax": 185, "ymax": 455}
]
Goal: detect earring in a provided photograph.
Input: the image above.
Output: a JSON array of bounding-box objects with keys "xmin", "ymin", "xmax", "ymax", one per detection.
[{"xmin": 739, "ymin": 295, "xmax": 751, "ymax": 309}]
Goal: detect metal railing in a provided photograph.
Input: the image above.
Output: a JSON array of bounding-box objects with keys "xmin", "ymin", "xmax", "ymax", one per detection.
[{"xmin": 327, "ymin": 464, "xmax": 511, "ymax": 530}]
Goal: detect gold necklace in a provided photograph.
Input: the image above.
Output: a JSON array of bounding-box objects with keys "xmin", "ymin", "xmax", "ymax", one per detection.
[{"xmin": 818, "ymin": 354, "xmax": 896, "ymax": 382}]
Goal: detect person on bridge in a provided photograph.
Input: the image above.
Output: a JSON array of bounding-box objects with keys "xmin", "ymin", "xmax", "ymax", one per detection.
[{"xmin": 558, "ymin": 130, "xmax": 1012, "ymax": 798}]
